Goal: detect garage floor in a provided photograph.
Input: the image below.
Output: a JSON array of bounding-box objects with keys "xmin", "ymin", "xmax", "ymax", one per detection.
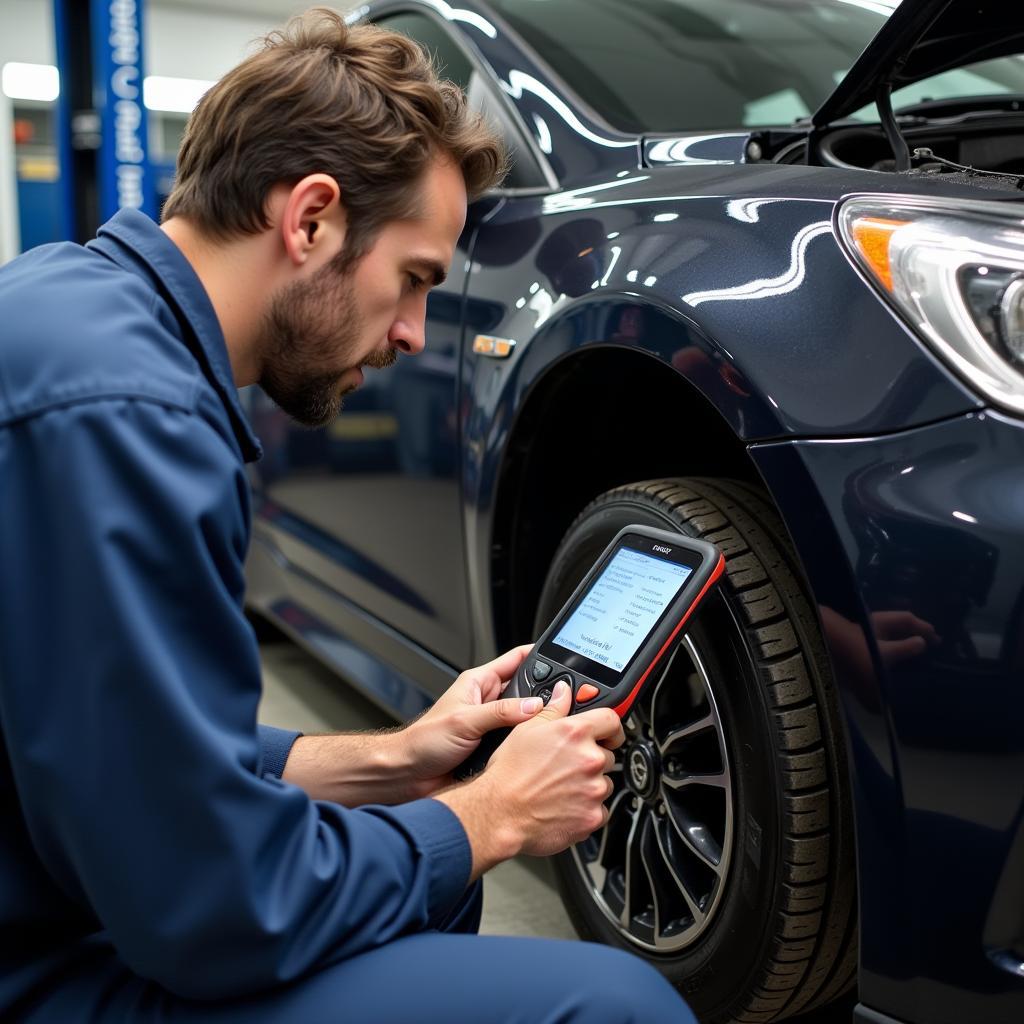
[{"xmin": 258, "ymin": 634, "xmax": 856, "ymax": 1024}]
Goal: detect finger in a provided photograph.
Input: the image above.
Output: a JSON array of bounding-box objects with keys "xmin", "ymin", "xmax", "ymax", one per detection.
[
  {"xmin": 577, "ymin": 707, "xmax": 625, "ymax": 745},
  {"xmin": 874, "ymin": 610, "xmax": 939, "ymax": 642},
  {"xmin": 458, "ymin": 694, "xmax": 545, "ymax": 739},
  {"xmin": 603, "ymin": 749, "xmax": 616, "ymax": 774},
  {"xmin": 880, "ymin": 635, "xmax": 928, "ymax": 664},
  {"xmin": 599, "ymin": 728, "xmax": 626, "ymax": 751},
  {"xmin": 535, "ymin": 678, "xmax": 572, "ymax": 720},
  {"xmin": 604, "ymin": 775, "xmax": 615, "ymax": 800},
  {"xmin": 462, "ymin": 648, "xmax": 531, "ymax": 704},
  {"xmin": 474, "ymin": 644, "xmax": 535, "ymax": 692},
  {"xmin": 915, "ymin": 618, "xmax": 941, "ymax": 644}
]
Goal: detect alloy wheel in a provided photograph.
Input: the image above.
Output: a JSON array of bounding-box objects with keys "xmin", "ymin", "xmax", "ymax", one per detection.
[{"xmin": 570, "ymin": 633, "xmax": 734, "ymax": 953}]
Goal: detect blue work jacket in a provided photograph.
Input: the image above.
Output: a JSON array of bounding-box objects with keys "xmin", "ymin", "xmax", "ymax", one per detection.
[{"xmin": 0, "ymin": 211, "xmax": 471, "ymax": 1011}]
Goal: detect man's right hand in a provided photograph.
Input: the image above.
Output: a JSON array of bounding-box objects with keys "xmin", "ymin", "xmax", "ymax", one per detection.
[{"xmin": 435, "ymin": 678, "xmax": 625, "ymax": 878}]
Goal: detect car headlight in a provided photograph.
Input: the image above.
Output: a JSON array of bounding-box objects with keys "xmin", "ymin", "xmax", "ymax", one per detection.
[{"xmin": 838, "ymin": 195, "xmax": 1024, "ymax": 415}]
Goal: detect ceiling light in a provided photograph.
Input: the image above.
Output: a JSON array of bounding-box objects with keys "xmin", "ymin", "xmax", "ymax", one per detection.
[{"xmin": 2, "ymin": 63, "xmax": 59, "ymax": 102}]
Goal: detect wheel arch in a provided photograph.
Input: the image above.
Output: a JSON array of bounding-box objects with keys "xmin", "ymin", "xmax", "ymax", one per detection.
[{"xmin": 485, "ymin": 323, "xmax": 765, "ymax": 653}]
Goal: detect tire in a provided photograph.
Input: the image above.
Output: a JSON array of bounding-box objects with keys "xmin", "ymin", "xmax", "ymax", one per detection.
[{"xmin": 539, "ymin": 478, "xmax": 857, "ymax": 1023}]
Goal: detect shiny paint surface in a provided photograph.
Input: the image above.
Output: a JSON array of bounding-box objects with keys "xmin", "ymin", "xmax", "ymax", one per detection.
[{"xmin": 245, "ymin": 2, "xmax": 1024, "ymax": 1020}]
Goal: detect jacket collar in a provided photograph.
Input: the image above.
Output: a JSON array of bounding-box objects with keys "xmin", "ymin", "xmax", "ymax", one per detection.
[{"xmin": 88, "ymin": 209, "xmax": 262, "ymax": 463}]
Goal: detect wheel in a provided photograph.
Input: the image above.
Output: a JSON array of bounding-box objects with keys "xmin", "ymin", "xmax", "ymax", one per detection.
[{"xmin": 539, "ymin": 478, "xmax": 857, "ymax": 1022}]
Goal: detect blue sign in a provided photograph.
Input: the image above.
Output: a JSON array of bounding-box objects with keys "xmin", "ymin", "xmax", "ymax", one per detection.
[{"xmin": 91, "ymin": 0, "xmax": 157, "ymax": 220}]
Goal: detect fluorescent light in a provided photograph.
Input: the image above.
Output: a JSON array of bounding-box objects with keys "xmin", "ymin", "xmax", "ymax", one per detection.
[
  {"xmin": 2, "ymin": 63, "xmax": 59, "ymax": 102},
  {"xmin": 0, "ymin": 66, "xmax": 218, "ymax": 113},
  {"xmin": 143, "ymin": 76, "xmax": 214, "ymax": 114}
]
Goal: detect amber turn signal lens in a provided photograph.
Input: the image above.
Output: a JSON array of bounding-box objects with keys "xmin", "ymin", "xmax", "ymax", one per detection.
[{"xmin": 849, "ymin": 216, "xmax": 909, "ymax": 292}]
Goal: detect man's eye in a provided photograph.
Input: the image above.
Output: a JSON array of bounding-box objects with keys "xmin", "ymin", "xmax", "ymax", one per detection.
[{"xmin": 408, "ymin": 273, "xmax": 426, "ymax": 291}]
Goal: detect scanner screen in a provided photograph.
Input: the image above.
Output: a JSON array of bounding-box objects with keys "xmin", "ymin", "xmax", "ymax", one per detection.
[{"xmin": 552, "ymin": 548, "xmax": 692, "ymax": 673}]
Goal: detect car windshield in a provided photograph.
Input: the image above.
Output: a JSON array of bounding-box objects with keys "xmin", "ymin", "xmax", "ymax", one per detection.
[{"xmin": 487, "ymin": 0, "xmax": 1024, "ymax": 132}]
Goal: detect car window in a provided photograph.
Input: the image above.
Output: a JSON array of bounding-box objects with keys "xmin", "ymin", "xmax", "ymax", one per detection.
[
  {"xmin": 488, "ymin": 0, "xmax": 1024, "ymax": 132},
  {"xmin": 375, "ymin": 11, "xmax": 547, "ymax": 189},
  {"xmin": 488, "ymin": 0, "xmax": 893, "ymax": 131}
]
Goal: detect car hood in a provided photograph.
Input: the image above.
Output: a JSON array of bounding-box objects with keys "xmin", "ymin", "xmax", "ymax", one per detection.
[{"xmin": 812, "ymin": 0, "xmax": 1024, "ymax": 127}]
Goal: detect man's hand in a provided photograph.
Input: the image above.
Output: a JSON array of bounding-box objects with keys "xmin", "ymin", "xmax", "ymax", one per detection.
[
  {"xmin": 398, "ymin": 644, "xmax": 545, "ymax": 796},
  {"xmin": 436, "ymin": 678, "xmax": 626, "ymax": 879},
  {"xmin": 281, "ymin": 644, "xmax": 544, "ymax": 806}
]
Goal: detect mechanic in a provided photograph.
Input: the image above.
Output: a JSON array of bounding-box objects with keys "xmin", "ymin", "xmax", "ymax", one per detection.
[{"xmin": 0, "ymin": 9, "xmax": 697, "ymax": 1023}]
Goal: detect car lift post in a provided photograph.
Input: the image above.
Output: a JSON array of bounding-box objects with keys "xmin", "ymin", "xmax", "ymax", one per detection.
[{"xmin": 52, "ymin": 0, "xmax": 157, "ymax": 243}]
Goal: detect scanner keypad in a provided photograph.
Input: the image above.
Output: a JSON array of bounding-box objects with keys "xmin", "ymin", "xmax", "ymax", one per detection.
[
  {"xmin": 534, "ymin": 673, "xmax": 573, "ymax": 703},
  {"xmin": 530, "ymin": 660, "xmax": 553, "ymax": 682}
]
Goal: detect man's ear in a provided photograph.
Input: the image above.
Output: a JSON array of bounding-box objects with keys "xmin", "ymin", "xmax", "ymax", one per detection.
[{"xmin": 279, "ymin": 174, "xmax": 345, "ymax": 268}]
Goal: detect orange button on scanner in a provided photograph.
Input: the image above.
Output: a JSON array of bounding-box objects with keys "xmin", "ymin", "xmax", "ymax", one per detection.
[{"xmin": 575, "ymin": 683, "xmax": 600, "ymax": 704}]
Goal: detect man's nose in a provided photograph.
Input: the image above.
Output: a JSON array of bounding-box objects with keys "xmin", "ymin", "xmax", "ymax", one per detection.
[{"xmin": 388, "ymin": 317, "xmax": 426, "ymax": 355}]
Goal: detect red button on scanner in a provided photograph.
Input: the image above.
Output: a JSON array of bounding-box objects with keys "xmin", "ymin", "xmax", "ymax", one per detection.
[{"xmin": 575, "ymin": 683, "xmax": 600, "ymax": 704}]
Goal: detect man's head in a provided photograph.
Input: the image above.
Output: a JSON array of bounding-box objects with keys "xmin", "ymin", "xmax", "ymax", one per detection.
[{"xmin": 162, "ymin": 7, "xmax": 506, "ymax": 425}]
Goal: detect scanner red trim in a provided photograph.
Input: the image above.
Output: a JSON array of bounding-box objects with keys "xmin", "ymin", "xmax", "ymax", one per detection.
[{"xmin": 612, "ymin": 552, "xmax": 726, "ymax": 719}]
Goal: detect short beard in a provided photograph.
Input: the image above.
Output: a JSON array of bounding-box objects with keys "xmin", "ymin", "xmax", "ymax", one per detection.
[{"xmin": 257, "ymin": 259, "xmax": 364, "ymax": 428}]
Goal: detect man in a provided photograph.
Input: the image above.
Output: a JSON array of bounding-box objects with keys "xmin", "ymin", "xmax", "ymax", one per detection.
[{"xmin": 0, "ymin": 9, "xmax": 696, "ymax": 1022}]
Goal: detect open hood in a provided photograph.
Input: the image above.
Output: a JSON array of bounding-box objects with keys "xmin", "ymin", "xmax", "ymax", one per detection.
[{"xmin": 812, "ymin": 0, "xmax": 1024, "ymax": 128}]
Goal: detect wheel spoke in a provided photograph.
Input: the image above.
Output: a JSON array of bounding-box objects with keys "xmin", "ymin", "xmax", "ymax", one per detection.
[
  {"xmin": 627, "ymin": 700, "xmax": 651, "ymax": 732},
  {"xmin": 594, "ymin": 788, "xmax": 631, "ymax": 870},
  {"xmin": 654, "ymin": 818, "xmax": 706, "ymax": 924},
  {"xmin": 650, "ymin": 641, "xmax": 685, "ymax": 723},
  {"xmin": 658, "ymin": 714, "xmax": 716, "ymax": 756},
  {"xmin": 638, "ymin": 815, "xmax": 669, "ymax": 942},
  {"xmin": 661, "ymin": 771, "xmax": 729, "ymax": 791},
  {"xmin": 665, "ymin": 804, "xmax": 724, "ymax": 872},
  {"xmin": 619, "ymin": 802, "xmax": 643, "ymax": 928}
]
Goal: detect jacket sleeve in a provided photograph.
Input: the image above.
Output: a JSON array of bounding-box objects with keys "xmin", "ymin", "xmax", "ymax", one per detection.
[
  {"xmin": 258, "ymin": 724, "xmax": 301, "ymax": 780},
  {"xmin": 0, "ymin": 397, "xmax": 471, "ymax": 999}
]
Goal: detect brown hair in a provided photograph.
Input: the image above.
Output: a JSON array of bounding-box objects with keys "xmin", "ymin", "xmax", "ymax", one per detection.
[{"xmin": 162, "ymin": 7, "xmax": 507, "ymax": 262}]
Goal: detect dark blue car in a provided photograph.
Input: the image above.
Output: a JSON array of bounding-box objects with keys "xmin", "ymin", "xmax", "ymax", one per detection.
[{"xmin": 244, "ymin": 2, "xmax": 1024, "ymax": 1021}]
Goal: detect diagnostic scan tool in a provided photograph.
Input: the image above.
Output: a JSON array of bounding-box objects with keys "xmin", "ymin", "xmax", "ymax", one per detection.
[{"xmin": 454, "ymin": 526, "xmax": 725, "ymax": 779}]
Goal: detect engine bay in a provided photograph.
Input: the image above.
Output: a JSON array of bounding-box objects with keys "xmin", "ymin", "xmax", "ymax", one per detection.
[{"xmin": 761, "ymin": 99, "xmax": 1024, "ymax": 192}]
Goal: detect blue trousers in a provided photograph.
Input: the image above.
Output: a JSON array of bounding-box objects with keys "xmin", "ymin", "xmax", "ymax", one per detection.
[{"xmin": 23, "ymin": 883, "xmax": 697, "ymax": 1023}]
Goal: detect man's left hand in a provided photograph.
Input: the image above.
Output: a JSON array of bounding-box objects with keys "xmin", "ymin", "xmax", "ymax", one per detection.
[{"xmin": 398, "ymin": 644, "xmax": 542, "ymax": 796}]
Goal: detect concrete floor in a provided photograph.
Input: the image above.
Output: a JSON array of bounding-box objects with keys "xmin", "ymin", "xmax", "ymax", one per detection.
[{"xmin": 258, "ymin": 633, "xmax": 856, "ymax": 1024}]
